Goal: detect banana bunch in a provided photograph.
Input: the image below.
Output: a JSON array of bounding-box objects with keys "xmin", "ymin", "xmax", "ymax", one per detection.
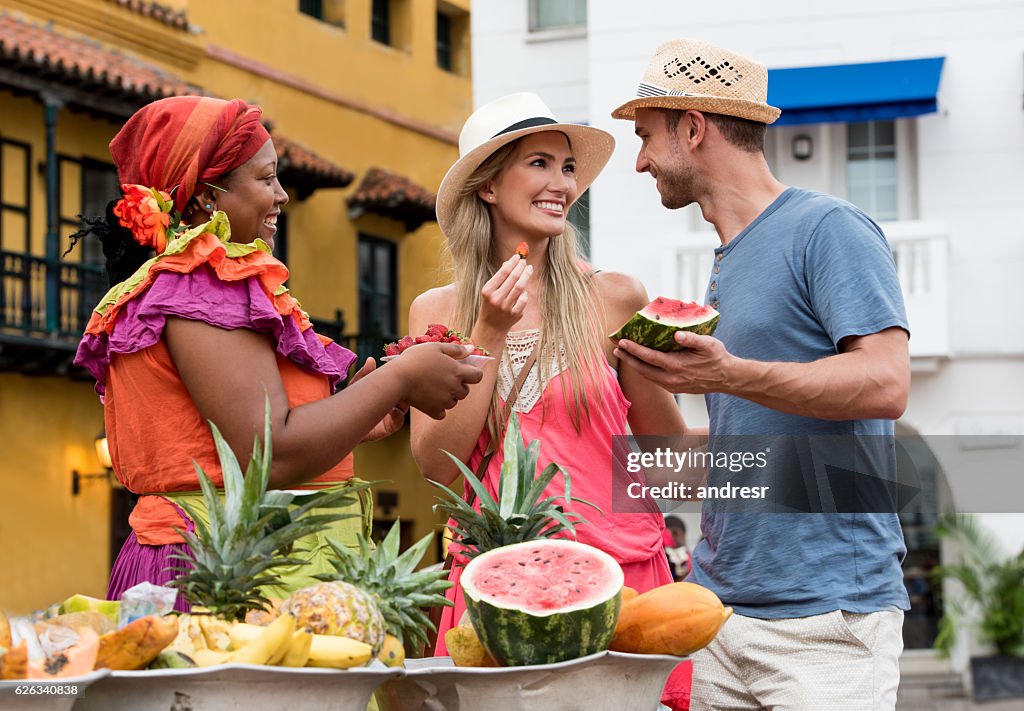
[{"xmin": 163, "ymin": 613, "xmax": 372, "ymax": 669}]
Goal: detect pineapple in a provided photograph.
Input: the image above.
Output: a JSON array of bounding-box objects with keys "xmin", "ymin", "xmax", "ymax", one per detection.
[
  {"xmin": 430, "ymin": 411, "xmax": 599, "ymax": 560},
  {"xmin": 280, "ymin": 582, "xmax": 386, "ymax": 655},
  {"xmin": 314, "ymin": 520, "xmax": 454, "ymax": 650},
  {"xmin": 170, "ymin": 399, "xmax": 370, "ymax": 622}
]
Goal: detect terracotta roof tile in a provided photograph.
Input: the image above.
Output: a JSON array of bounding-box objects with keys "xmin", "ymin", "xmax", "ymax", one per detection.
[
  {"xmin": 0, "ymin": 13, "xmax": 191, "ymax": 101},
  {"xmin": 103, "ymin": 0, "xmax": 191, "ymax": 31},
  {"xmin": 347, "ymin": 167, "xmax": 437, "ymax": 231},
  {"xmin": 274, "ymin": 133, "xmax": 355, "ymax": 198}
]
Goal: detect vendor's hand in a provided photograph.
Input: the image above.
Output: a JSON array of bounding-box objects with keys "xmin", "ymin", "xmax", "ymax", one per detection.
[
  {"xmin": 393, "ymin": 342, "xmax": 484, "ymax": 419},
  {"xmin": 476, "ymin": 255, "xmax": 532, "ymax": 335},
  {"xmin": 350, "ymin": 358, "xmax": 410, "ymax": 441},
  {"xmin": 614, "ymin": 331, "xmax": 734, "ymax": 395}
]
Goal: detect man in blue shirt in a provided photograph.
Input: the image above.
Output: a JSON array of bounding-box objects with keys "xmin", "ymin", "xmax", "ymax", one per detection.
[{"xmin": 612, "ymin": 39, "xmax": 911, "ymax": 711}]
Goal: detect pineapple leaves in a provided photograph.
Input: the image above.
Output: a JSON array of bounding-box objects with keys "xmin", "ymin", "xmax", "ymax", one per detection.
[
  {"xmin": 429, "ymin": 412, "xmax": 603, "ymax": 560},
  {"xmin": 169, "ymin": 395, "xmax": 367, "ymax": 621},
  {"xmin": 316, "ymin": 521, "xmax": 453, "ymax": 644}
]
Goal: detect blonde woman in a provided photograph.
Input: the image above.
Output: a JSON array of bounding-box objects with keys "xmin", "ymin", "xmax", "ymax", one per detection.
[{"xmin": 410, "ymin": 93, "xmax": 699, "ymax": 709}]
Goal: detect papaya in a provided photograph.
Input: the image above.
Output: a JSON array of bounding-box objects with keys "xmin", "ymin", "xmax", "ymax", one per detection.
[
  {"xmin": 0, "ymin": 609, "xmax": 11, "ymax": 649},
  {"xmin": 0, "ymin": 641, "xmax": 28, "ymax": 680},
  {"xmin": 95, "ymin": 614, "xmax": 179, "ymax": 670},
  {"xmin": 609, "ymin": 581, "xmax": 732, "ymax": 656},
  {"xmin": 621, "ymin": 586, "xmax": 639, "ymax": 604},
  {"xmin": 27, "ymin": 628, "xmax": 99, "ymax": 679}
]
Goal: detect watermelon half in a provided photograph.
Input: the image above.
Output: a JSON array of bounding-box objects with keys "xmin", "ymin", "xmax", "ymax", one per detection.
[
  {"xmin": 609, "ymin": 296, "xmax": 719, "ymax": 351},
  {"xmin": 460, "ymin": 539, "xmax": 624, "ymax": 666}
]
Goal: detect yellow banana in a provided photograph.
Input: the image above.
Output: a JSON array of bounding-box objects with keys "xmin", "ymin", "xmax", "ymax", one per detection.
[
  {"xmin": 167, "ymin": 614, "xmax": 198, "ymax": 656},
  {"xmin": 197, "ymin": 615, "xmax": 233, "ymax": 651},
  {"xmin": 305, "ymin": 634, "xmax": 372, "ymax": 669},
  {"xmin": 226, "ymin": 613, "xmax": 295, "ymax": 666},
  {"xmin": 192, "ymin": 648, "xmax": 230, "ymax": 667},
  {"xmin": 227, "ymin": 622, "xmax": 265, "ymax": 650},
  {"xmin": 187, "ymin": 614, "xmax": 208, "ymax": 651},
  {"xmin": 279, "ymin": 629, "xmax": 312, "ymax": 667}
]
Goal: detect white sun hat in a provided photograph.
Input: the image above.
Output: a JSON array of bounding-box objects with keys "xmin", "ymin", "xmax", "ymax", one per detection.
[{"xmin": 436, "ymin": 92, "xmax": 615, "ymax": 237}]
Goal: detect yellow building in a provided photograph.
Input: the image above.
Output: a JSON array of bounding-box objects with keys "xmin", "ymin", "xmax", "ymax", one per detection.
[{"xmin": 0, "ymin": 0, "xmax": 472, "ymax": 614}]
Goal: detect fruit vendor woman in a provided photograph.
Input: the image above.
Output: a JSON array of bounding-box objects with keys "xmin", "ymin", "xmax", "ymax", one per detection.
[
  {"xmin": 70, "ymin": 96, "xmax": 482, "ymax": 611},
  {"xmin": 408, "ymin": 92, "xmax": 704, "ymax": 711}
]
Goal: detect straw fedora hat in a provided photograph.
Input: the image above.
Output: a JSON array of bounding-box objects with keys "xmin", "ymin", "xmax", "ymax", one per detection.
[
  {"xmin": 436, "ymin": 92, "xmax": 614, "ymax": 238},
  {"xmin": 612, "ymin": 39, "xmax": 781, "ymax": 124}
]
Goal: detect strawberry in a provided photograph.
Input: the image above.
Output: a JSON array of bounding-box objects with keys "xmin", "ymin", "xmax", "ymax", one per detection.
[
  {"xmin": 397, "ymin": 336, "xmax": 415, "ymax": 352},
  {"xmin": 426, "ymin": 323, "xmax": 449, "ymax": 339},
  {"xmin": 515, "ymin": 241, "xmax": 529, "ymax": 260},
  {"xmin": 384, "ymin": 342, "xmax": 401, "ymax": 357}
]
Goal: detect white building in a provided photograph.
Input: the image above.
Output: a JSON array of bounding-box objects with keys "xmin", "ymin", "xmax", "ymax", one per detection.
[{"xmin": 471, "ymin": 0, "xmax": 1024, "ymax": 693}]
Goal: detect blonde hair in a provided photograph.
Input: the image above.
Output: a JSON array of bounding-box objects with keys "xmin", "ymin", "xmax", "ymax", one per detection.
[{"xmin": 444, "ymin": 137, "xmax": 608, "ymax": 439}]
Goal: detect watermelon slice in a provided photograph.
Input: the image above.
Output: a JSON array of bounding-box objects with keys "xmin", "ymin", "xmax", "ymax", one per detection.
[
  {"xmin": 461, "ymin": 540, "xmax": 624, "ymax": 666},
  {"xmin": 609, "ymin": 296, "xmax": 719, "ymax": 351}
]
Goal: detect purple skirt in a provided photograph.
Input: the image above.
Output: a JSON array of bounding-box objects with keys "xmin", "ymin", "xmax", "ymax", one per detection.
[{"xmin": 107, "ymin": 518, "xmax": 194, "ymax": 613}]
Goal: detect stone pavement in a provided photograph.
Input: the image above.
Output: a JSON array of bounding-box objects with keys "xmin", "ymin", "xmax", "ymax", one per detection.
[{"xmin": 896, "ymin": 654, "xmax": 1023, "ymax": 710}]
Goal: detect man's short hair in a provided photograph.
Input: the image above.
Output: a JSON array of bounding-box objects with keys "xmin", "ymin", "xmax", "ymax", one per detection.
[{"xmin": 661, "ymin": 109, "xmax": 766, "ymax": 154}]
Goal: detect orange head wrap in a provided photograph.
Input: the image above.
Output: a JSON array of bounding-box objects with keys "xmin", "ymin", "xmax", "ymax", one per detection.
[{"xmin": 110, "ymin": 96, "xmax": 271, "ymax": 213}]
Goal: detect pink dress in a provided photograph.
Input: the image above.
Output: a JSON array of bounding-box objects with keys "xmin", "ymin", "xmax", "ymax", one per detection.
[{"xmin": 433, "ymin": 331, "xmax": 692, "ymax": 710}]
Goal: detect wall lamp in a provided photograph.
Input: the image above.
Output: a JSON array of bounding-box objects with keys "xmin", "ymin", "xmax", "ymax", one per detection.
[
  {"xmin": 72, "ymin": 431, "xmax": 113, "ymax": 496},
  {"xmin": 792, "ymin": 134, "xmax": 813, "ymax": 161}
]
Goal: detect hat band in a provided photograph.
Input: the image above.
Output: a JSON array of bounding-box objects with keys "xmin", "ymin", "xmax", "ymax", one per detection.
[
  {"xmin": 636, "ymin": 82, "xmax": 703, "ymax": 99},
  {"xmin": 492, "ymin": 116, "xmax": 557, "ymax": 138}
]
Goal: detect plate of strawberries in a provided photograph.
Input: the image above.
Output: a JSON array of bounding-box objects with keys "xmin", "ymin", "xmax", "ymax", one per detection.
[{"xmin": 382, "ymin": 324, "xmax": 493, "ymax": 367}]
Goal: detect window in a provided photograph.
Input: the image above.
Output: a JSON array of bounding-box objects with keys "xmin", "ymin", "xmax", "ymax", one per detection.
[
  {"xmin": 272, "ymin": 210, "xmax": 289, "ymax": 265},
  {"xmin": 436, "ymin": 11, "xmax": 452, "ymax": 71},
  {"xmin": 299, "ymin": 0, "xmax": 322, "ymax": 18},
  {"xmin": 299, "ymin": 0, "xmax": 345, "ymax": 27},
  {"xmin": 0, "ymin": 137, "xmax": 31, "ymax": 254},
  {"xmin": 529, "ymin": 0, "xmax": 586, "ymax": 32},
  {"xmin": 436, "ymin": 2, "xmax": 469, "ymax": 74},
  {"xmin": 846, "ymin": 120, "xmax": 898, "ymax": 222},
  {"xmin": 58, "ymin": 156, "xmax": 118, "ymax": 331},
  {"xmin": 58, "ymin": 157, "xmax": 119, "ymax": 269},
  {"xmin": 569, "ymin": 189, "xmax": 590, "ymax": 259},
  {"xmin": 371, "ymin": 0, "xmax": 390, "ymax": 45},
  {"xmin": 358, "ymin": 234, "xmax": 397, "ymax": 338}
]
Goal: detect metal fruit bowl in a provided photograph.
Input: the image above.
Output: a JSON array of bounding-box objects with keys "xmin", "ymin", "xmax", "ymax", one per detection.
[
  {"xmin": 375, "ymin": 650, "xmax": 686, "ymax": 711},
  {"xmin": 71, "ymin": 664, "xmax": 403, "ymax": 711}
]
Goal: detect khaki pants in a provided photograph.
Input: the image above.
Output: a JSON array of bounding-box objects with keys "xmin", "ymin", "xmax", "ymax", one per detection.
[{"xmin": 691, "ymin": 610, "xmax": 904, "ymax": 711}]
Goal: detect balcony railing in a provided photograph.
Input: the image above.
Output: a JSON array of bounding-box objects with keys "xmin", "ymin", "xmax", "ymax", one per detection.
[
  {"xmin": 0, "ymin": 250, "xmax": 389, "ymax": 376},
  {"xmin": 671, "ymin": 220, "xmax": 950, "ymax": 359},
  {"xmin": 309, "ymin": 310, "xmax": 395, "ymax": 370}
]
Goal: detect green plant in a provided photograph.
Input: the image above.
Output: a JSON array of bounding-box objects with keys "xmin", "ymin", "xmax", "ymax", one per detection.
[
  {"xmin": 430, "ymin": 411, "xmax": 599, "ymax": 560},
  {"xmin": 170, "ymin": 398, "xmax": 371, "ymax": 621},
  {"xmin": 316, "ymin": 520, "xmax": 453, "ymax": 649},
  {"xmin": 933, "ymin": 513, "xmax": 1024, "ymax": 657}
]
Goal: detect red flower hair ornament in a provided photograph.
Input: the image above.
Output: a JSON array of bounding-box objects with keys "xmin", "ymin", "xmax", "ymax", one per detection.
[{"xmin": 112, "ymin": 184, "xmax": 181, "ymax": 254}]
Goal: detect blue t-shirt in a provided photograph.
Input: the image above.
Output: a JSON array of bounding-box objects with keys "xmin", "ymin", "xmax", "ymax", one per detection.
[{"xmin": 688, "ymin": 187, "xmax": 912, "ymax": 618}]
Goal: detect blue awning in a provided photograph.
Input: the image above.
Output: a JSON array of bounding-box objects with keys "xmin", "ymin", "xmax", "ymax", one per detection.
[{"xmin": 768, "ymin": 57, "xmax": 945, "ymax": 126}]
